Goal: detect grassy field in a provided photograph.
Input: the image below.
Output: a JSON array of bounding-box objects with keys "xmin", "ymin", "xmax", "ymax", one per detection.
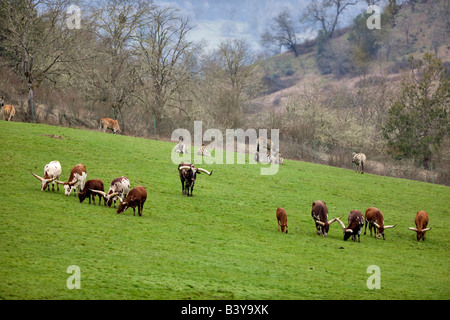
[{"xmin": 0, "ymin": 120, "xmax": 449, "ymax": 300}]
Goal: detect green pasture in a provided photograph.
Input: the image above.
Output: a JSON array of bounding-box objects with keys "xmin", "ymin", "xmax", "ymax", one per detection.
[{"xmin": 0, "ymin": 121, "xmax": 449, "ymax": 300}]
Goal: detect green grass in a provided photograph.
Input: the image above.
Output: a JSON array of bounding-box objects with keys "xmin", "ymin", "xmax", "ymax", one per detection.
[{"xmin": 0, "ymin": 120, "xmax": 449, "ymax": 300}]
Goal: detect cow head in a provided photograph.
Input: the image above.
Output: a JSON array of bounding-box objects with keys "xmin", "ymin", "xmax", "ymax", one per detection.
[
  {"xmin": 408, "ymin": 227, "xmax": 431, "ymax": 241},
  {"xmin": 116, "ymin": 196, "xmax": 128, "ymax": 214},
  {"xmin": 31, "ymin": 172, "xmax": 55, "ymax": 191},
  {"xmin": 373, "ymin": 222, "xmax": 397, "ymax": 240}
]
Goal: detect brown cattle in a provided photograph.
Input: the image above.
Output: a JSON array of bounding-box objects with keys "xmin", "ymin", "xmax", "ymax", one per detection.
[
  {"xmin": 0, "ymin": 96, "xmax": 15, "ymax": 121},
  {"xmin": 79, "ymin": 179, "xmax": 104, "ymax": 205},
  {"xmin": 336, "ymin": 210, "xmax": 365, "ymax": 242},
  {"xmin": 364, "ymin": 207, "xmax": 396, "ymax": 240},
  {"xmin": 99, "ymin": 117, "xmax": 121, "ymax": 134},
  {"xmin": 276, "ymin": 207, "xmax": 288, "ymax": 233},
  {"xmin": 117, "ymin": 186, "xmax": 147, "ymax": 216},
  {"xmin": 311, "ymin": 200, "xmax": 340, "ymax": 237},
  {"xmin": 408, "ymin": 211, "xmax": 431, "ymax": 242}
]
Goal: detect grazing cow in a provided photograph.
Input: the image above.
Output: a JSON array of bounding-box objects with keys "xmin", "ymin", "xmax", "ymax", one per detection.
[
  {"xmin": 311, "ymin": 200, "xmax": 340, "ymax": 237},
  {"xmin": 336, "ymin": 210, "xmax": 365, "ymax": 242},
  {"xmin": 91, "ymin": 176, "xmax": 130, "ymax": 208},
  {"xmin": 352, "ymin": 152, "xmax": 366, "ymax": 174},
  {"xmin": 116, "ymin": 186, "xmax": 147, "ymax": 216},
  {"xmin": 31, "ymin": 160, "xmax": 62, "ymax": 191},
  {"xmin": 197, "ymin": 144, "xmax": 211, "ymax": 157},
  {"xmin": 408, "ymin": 211, "xmax": 431, "ymax": 242},
  {"xmin": 78, "ymin": 179, "xmax": 104, "ymax": 205},
  {"xmin": 364, "ymin": 207, "xmax": 396, "ymax": 240},
  {"xmin": 56, "ymin": 163, "xmax": 87, "ymax": 197},
  {"xmin": 276, "ymin": 207, "xmax": 288, "ymax": 233},
  {"xmin": 0, "ymin": 96, "xmax": 15, "ymax": 121},
  {"xmin": 99, "ymin": 117, "xmax": 121, "ymax": 134},
  {"xmin": 178, "ymin": 163, "xmax": 212, "ymax": 197}
]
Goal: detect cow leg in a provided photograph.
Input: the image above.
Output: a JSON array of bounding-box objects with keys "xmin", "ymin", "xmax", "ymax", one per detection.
[{"xmin": 133, "ymin": 207, "xmax": 136, "ymax": 216}]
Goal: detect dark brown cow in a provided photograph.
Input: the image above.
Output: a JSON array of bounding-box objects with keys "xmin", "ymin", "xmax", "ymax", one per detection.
[
  {"xmin": 79, "ymin": 179, "xmax": 104, "ymax": 205},
  {"xmin": 276, "ymin": 207, "xmax": 288, "ymax": 233},
  {"xmin": 408, "ymin": 211, "xmax": 431, "ymax": 242},
  {"xmin": 364, "ymin": 207, "xmax": 396, "ymax": 240},
  {"xmin": 336, "ymin": 210, "xmax": 365, "ymax": 242},
  {"xmin": 178, "ymin": 163, "xmax": 212, "ymax": 197},
  {"xmin": 117, "ymin": 186, "xmax": 147, "ymax": 216},
  {"xmin": 311, "ymin": 200, "xmax": 340, "ymax": 237}
]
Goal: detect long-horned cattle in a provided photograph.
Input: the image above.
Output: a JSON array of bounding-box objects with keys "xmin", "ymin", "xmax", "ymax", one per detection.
[
  {"xmin": 408, "ymin": 210, "xmax": 431, "ymax": 242},
  {"xmin": 0, "ymin": 96, "xmax": 16, "ymax": 121},
  {"xmin": 336, "ymin": 210, "xmax": 365, "ymax": 242},
  {"xmin": 31, "ymin": 160, "xmax": 62, "ymax": 191},
  {"xmin": 364, "ymin": 207, "xmax": 396, "ymax": 240},
  {"xmin": 276, "ymin": 207, "xmax": 288, "ymax": 233},
  {"xmin": 90, "ymin": 176, "xmax": 130, "ymax": 208},
  {"xmin": 352, "ymin": 152, "xmax": 366, "ymax": 174},
  {"xmin": 78, "ymin": 179, "xmax": 104, "ymax": 205},
  {"xmin": 56, "ymin": 163, "xmax": 87, "ymax": 197},
  {"xmin": 178, "ymin": 163, "xmax": 212, "ymax": 197},
  {"xmin": 116, "ymin": 186, "xmax": 147, "ymax": 216},
  {"xmin": 311, "ymin": 200, "xmax": 340, "ymax": 237},
  {"xmin": 99, "ymin": 117, "xmax": 121, "ymax": 134}
]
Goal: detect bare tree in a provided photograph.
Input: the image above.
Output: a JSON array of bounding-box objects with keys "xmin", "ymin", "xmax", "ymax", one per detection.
[
  {"xmin": 302, "ymin": 0, "xmax": 359, "ymax": 39},
  {"xmin": 0, "ymin": 0, "xmax": 79, "ymax": 122},
  {"xmin": 89, "ymin": 0, "xmax": 153, "ymax": 131},
  {"xmin": 135, "ymin": 5, "xmax": 199, "ymax": 134},
  {"xmin": 261, "ymin": 9, "xmax": 300, "ymax": 57}
]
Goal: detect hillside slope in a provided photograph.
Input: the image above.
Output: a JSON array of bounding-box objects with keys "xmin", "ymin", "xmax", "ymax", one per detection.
[{"xmin": 0, "ymin": 121, "xmax": 449, "ymax": 300}]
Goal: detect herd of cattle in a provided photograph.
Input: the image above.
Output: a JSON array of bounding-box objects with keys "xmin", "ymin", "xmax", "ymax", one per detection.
[{"xmin": 30, "ymin": 156, "xmax": 431, "ymax": 243}]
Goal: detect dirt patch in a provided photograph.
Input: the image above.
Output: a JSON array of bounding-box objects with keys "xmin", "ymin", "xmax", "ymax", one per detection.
[{"xmin": 41, "ymin": 134, "xmax": 67, "ymax": 140}]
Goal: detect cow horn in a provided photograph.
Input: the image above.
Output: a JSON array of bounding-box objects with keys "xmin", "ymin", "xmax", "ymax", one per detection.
[
  {"xmin": 384, "ymin": 224, "xmax": 397, "ymax": 229},
  {"xmin": 315, "ymin": 220, "xmax": 325, "ymax": 226},
  {"xmin": 335, "ymin": 217, "xmax": 346, "ymax": 230},
  {"xmin": 373, "ymin": 221, "xmax": 381, "ymax": 228},
  {"xmin": 408, "ymin": 227, "xmax": 418, "ymax": 232},
  {"xmin": 422, "ymin": 227, "xmax": 431, "ymax": 232},
  {"xmin": 345, "ymin": 229, "xmax": 353, "ymax": 233},
  {"xmin": 31, "ymin": 172, "xmax": 44, "ymax": 181},
  {"xmin": 55, "ymin": 180, "xmax": 66, "ymax": 185},
  {"xmin": 90, "ymin": 189, "xmax": 107, "ymax": 197},
  {"xmin": 108, "ymin": 192, "xmax": 120, "ymax": 198},
  {"xmin": 179, "ymin": 166, "xmax": 191, "ymax": 171},
  {"xmin": 197, "ymin": 168, "xmax": 212, "ymax": 175},
  {"xmin": 328, "ymin": 216, "xmax": 341, "ymax": 225}
]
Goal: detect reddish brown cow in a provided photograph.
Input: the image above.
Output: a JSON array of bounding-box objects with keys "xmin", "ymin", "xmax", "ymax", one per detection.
[
  {"xmin": 311, "ymin": 200, "xmax": 340, "ymax": 237},
  {"xmin": 56, "ymin": 164, "xmax": 87, "ymax": 197},
  {"xmin": 99, "ymin": 117, "xmax": 121, "ymax": 134},
  {"xmin": 408, "ymin": 211, "xmax": 431, "ymax": 242},
  {"xmin": 276, "ymin": 207, "xmax": 288, "ymax": 234},
  {"xmin": 79, "ymin": 179, "xmax": 104, "ymax": 205},
  {"xmin": 364, "ymin": 207, "xmax": 396, "ymax": 240},
  {"xmin": 117, "ymin": 186, "xmax": 147, "ymax": 216}
]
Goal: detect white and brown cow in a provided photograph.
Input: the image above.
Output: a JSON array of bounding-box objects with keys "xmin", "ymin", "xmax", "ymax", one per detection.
[
  {"xmin": 90, "ymin": 176, "xmax": 130, "ymax": 208},
  {"xmin": 352, "ymin": 152, "xmax": 367, "ymax": 174},
  {"xmin": 99, "ymin": 117, "xmax": 121, "ymax": 134},
  {"xmin": 336, "ymin": 210, "xmax": 365, "ymax": 242},
  {"xmin": 56, "ymin": 163, "xmax": 87, "ymax": 196},
  {"xmin": 31, "ymin": 160, "xmax": 62, "ymax": 191}
]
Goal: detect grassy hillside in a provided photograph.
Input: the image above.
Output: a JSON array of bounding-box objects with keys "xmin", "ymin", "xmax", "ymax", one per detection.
[{"xmin": 0, "ymin": 121, "xmax": 449, "ymax": 300}]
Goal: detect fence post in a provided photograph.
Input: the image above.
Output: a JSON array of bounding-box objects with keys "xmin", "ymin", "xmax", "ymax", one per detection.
[
  {"xmin": 313, "ymin": 139, "xmax": 316, "ymax": 163},
  {"xmin": 430, "ymin": 162, "xmax": 434, "ymax": 184},
  {"xmin": 153, "ymin": 112, "xmax": 157, "ymax": 140},
  {"xmin": 72, "ymin": 98, "xmax": 76, "ymax": 126},
  {"xmin": 351, "ymin": 147, "xmax": 355, "ymax": 171}
]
